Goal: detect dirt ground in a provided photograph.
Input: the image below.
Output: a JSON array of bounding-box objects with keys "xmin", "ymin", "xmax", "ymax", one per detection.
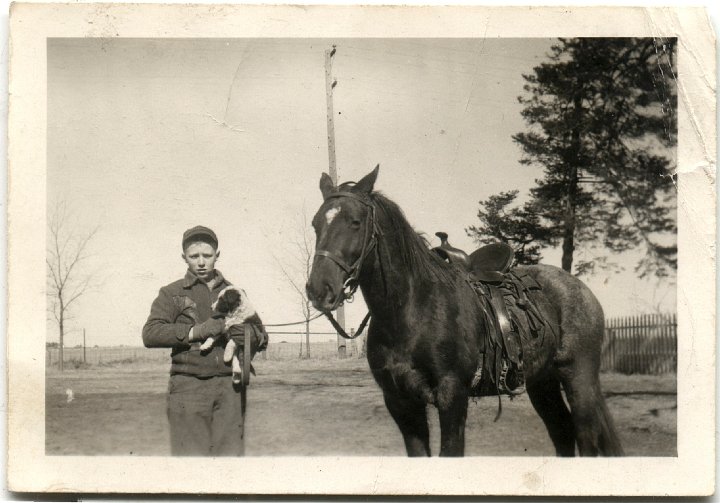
[{"xmin": 46, "ymin": 358, "xmax": 677, "ymax": 457}]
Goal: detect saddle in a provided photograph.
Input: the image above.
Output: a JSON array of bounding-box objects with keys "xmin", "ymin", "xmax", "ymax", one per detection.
[
  {"xmin": 432, "ymin": 232, "xmax": 548, "ymax": 399},
  {"xmin": 433, "ymin": 232, "xmax": 514, "ymax": 283}
]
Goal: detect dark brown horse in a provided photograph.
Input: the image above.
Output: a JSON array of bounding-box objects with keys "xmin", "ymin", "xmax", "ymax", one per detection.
[{"xmin": 306, "ymin": 166, "xmax": 623, "ymax": 457}]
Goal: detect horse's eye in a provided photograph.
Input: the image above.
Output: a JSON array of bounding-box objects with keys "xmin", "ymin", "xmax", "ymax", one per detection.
[{"xmin": 351, "ymin": 219, "xmax": 362, "ymax": 229}]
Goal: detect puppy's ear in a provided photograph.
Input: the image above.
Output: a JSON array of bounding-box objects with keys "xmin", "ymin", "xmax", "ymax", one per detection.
[
  {"xmin": 224, "ymin": 288, "xmax": 242, "ymax": 311},
  {"xmin": 214, "ymin": 296, "xmax": 229, "ymax": 314}
]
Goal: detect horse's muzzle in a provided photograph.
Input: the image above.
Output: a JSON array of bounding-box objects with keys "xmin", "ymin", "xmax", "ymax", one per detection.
[{"xmin": 306, "ymin": 280, "xmax": 342, "ymax": 313}]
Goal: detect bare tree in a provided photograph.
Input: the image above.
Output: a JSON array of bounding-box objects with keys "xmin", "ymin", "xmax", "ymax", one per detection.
[
  {"xmin": 46, "ymin": 201, "xmax": 99, "ymax": 371},
  {"xmin": 272, "ymin": 210, "xmax": 318, "ymax": 358}
]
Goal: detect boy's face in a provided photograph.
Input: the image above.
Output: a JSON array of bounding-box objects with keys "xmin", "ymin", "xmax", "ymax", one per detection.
[{"xmin": 182, "ymin": 241, "xmax": 219, "ymax": 281}]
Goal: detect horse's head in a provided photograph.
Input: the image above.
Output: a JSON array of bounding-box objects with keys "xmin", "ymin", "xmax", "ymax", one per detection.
[{"xmin": 306, "ymin": 165, "xmax": 379, "ymax": 312}]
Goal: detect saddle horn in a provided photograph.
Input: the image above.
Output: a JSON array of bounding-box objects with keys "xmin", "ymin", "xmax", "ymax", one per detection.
[{"xmin": 433, "ymin": 232, "xmax": 471, "ymax": 269}]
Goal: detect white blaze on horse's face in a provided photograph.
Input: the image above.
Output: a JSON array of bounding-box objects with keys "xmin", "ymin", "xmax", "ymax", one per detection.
[{"xmin": 325, "ymin": 206, "xmax": 341, "ymax": 226}]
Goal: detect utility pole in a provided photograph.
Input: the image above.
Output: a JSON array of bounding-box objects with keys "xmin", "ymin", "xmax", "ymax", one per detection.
[
  {"xmin": 83, "ymin": 328, "xmax": 86, "ymax": 364},
  {"xmin": 325, "ymin": 44, "xmax": 347, "ymax": 359}
]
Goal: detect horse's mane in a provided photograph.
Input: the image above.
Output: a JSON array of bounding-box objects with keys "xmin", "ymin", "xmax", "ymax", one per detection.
[{"xmin": 366, "ymin": 190, "xmax": 457, "ymax": 286}]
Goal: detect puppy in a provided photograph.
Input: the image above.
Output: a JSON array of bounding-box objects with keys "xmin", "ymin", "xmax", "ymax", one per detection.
[{"xmin": 201, "ymin": 286, "xmax": 264, "ymax": 383}]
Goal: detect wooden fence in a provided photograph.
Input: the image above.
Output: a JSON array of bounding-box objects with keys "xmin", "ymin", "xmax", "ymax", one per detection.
[
  {"xmin": 600, "ymin": 313, "xmax": 677, "ymax": 375},
  {"xmin": 46, "ymin": 346, "xmax": 170, "ymax": 367},
  {"xmin": 46, "ymin": 315, "xmax": 676, "ymax": 374},
  {"xmin": 46, "ymin": 338, "xmax": 364, "ymax": 368}
]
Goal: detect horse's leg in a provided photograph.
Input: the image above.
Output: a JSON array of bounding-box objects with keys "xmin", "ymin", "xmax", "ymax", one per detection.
[
  {"xmin": 526, "ymin": 375, "xmax": 575, "ymax": 456},
  {"xmin": 436, "ymin": 377, "xmax": 468, "ymax": 457},
  {"xmin": 526, "ymin": 264, "xmax": 623, "ymax": 456},
  {"xmin": 560, "ymin": 361, "xmax": 624, "ymax": 456},
  {"xmin": 383, "ymin": 391, "xmax": 431, "ymax": 456}
]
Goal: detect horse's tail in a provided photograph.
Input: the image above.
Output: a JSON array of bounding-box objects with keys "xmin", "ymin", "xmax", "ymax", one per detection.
[{"xmin": 596, "ymin": 397, "xmax": 624, "ymax": 456}]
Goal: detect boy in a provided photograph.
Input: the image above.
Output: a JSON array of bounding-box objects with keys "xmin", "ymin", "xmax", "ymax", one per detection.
[{"xmin": 142, "ymin": 225, "xmax": 256, "ymax": 456}]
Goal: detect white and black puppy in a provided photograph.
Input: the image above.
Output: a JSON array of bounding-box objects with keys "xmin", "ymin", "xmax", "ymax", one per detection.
[{"xmin": 201, "ymin": 286, "xmax": 264, "ymax": 383}]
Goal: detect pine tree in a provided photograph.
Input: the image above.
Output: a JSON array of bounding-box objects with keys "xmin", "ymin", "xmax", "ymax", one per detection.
[
  {"xmin": 466, "ymin": 191, "xmax": 555, "ymax": 266},
  {"xmin": 470, "ymin": 38, "xmax": 677, "ymax": 278}
]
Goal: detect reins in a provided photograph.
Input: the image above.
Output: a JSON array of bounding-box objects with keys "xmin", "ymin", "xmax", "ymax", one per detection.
[
  {"xmin": 314, "ymin": 190, "xmax": 380, "ymax": 340},
  {"xmin": 324, "ymin": 310, "xmax": 371, "ymax": 339},
  {"xmin": 261, "ymin": 311, "xmax": 325, "ymax": 328},
  {"xmin": 261, "ymin": 311, "xmax": 368, "ymax": 340}
]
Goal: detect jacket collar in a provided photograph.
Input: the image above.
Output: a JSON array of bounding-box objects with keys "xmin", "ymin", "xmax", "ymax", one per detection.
[{"xmin": 183, "ymin": 269, "xmax": 226, "ymax": 289}]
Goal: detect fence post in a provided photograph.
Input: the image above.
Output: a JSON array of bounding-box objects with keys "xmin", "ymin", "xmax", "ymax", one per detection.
[
  {"xmin": 627, "ymin": 315, "xmax": 633, "ymax": 374},
  {"xmin": 670, "ymin": 313, "xmax": 677, "ymax": 372},
  {"xmin": 608, "ymin": 318, "xmax": 615, "ymax": 372},
  {"xmin": 662, "ymin": 313, "xmax": 668, "ymax": 374},
  {"xmin": 633, "ymin": 315, "xmax": 639, "ymax": 374},
  {"xmin": 611, "ymin": 317, "xmax": 617, "ymax": 372},
  {"xmin": 639, "ymin": 314, "xmax": 645, "ymax": 373},
  {"xmin": 349, "ymin": 329, "xmax": 356, "ymax": 356},
  {"xmin": 623, "ymin": 315, "xmax": 629, "ymax": 373},
  {"xmin": 640, "ymin": 314, "xmax": 646, "ymax": 373},
  {"xmin": 664, "ymin": 313, "xmax": 670, "ymax": 373},
  {"xmin": 360, "ymin": 334, "xmax": 367, "ymax": 359}
]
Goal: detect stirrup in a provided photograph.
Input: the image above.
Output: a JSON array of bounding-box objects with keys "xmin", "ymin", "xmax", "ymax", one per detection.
[{"xmin": 499, "ymin": 360, "xmax": 525, "ymax": 396}]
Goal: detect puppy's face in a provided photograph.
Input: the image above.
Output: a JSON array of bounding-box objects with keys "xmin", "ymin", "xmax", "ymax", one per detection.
[
  {"xmin": 213, "ymin": 286, "xmax": 257, "ymax": 325},
  {"xmin": 214, "ymin": 287, "xmax": 242, "ymax": 314}
]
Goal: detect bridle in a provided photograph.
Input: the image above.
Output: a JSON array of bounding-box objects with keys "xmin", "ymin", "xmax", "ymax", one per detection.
[
  {"xmin": 314, "ymin": 191, "xmax": 380, "ymax": 304},
  {"xmin": 313, "ymin": 190, "xmax": 380, "ymax": 338}
]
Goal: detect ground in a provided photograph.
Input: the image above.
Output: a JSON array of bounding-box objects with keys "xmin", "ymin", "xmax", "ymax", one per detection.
[{"xmin": 46, "ymin": 358, "xmax": 677, "ymax": 456}]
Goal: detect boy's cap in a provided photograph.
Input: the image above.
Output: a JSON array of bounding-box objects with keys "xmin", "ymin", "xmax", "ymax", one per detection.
[{"xmin": 182, "ymin": 226, "xmax": 218, "ymax": 249}]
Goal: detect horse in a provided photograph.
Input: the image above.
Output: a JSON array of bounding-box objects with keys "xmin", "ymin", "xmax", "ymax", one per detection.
[{"xmin": 306, "ymin": 165, "xmax": 624, "ymax": 457}]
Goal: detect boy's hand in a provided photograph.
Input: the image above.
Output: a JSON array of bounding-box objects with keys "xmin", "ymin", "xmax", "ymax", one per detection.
[{"xmin": 191, "ymin": 318, "xmax": 225, "ymax": 342}]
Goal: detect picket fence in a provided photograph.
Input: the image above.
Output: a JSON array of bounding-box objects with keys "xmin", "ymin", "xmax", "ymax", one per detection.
[{"xmin": 600, "ymin": 313, "xmax": 677, "ymax": 375}]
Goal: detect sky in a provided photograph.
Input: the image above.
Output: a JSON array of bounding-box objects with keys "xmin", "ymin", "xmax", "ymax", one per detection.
[{"xmin": 47, "ymin": 38, "xmax": 677, "ymax": 348}]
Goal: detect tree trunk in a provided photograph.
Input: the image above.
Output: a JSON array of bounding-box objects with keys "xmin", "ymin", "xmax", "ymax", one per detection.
[
  {"xmin": 305, "ymin": 319, "xmax": 310, "ymax": 359},
  {"xmin": 561, "ymin": 173, "xmax": 578, "ymax": 272},
  {"xmin": 59, "ymin": 315, "xmax": 64, "ymax": 372},
  {"xmin": 562, "ymin": 93, "xmax": 583, "ymax": 273}
]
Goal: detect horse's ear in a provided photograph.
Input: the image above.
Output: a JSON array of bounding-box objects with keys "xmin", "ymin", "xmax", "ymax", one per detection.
[
  {"xmin": 353, "ymin": 164, "xmax": 379, "ymax": 194},
  {"xmin": 319, "ymin": 172, "xmax": 335, "ymax": 200}
]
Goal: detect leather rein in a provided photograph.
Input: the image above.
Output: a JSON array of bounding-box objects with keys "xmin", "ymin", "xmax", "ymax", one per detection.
[{"xmin": 314, "ymin": 191, "xmax": 379, "ymax": 340}]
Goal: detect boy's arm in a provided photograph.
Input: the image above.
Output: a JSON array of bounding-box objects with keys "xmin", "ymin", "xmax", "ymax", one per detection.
[
  {"xmin": 244, "ymin": 312, "xmax": 268, "ymax": 351},
  {"xmin": 245, "ymin": 312, "xmax": 264, "ymax": 330},
  {"xmin": 142, "ymin": 288, "xmax": 192, "ymax": 348},
  {"xmin": 251, "ymin": 312, "xmax": 269, "ymax": 351}
]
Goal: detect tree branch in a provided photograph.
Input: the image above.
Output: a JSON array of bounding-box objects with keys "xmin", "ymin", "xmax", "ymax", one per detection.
[{"xmin": 46, "ymin": 201, "xmax": 101, "ymax": 345}]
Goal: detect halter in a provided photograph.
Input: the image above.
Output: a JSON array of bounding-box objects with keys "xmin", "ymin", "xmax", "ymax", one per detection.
[
  {"xmin": 314, "ymin": 191, "xmax": 380, "ymax": 338},
  {"xmin": 314, "ymin": 191, "xmax": 380, "ymax": 307}
]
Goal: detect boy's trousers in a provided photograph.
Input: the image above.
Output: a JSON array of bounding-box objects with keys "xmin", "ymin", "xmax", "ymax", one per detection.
[{"xmin": 166, "ymin": 374, "xmax": 246, "ymax": 456}]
